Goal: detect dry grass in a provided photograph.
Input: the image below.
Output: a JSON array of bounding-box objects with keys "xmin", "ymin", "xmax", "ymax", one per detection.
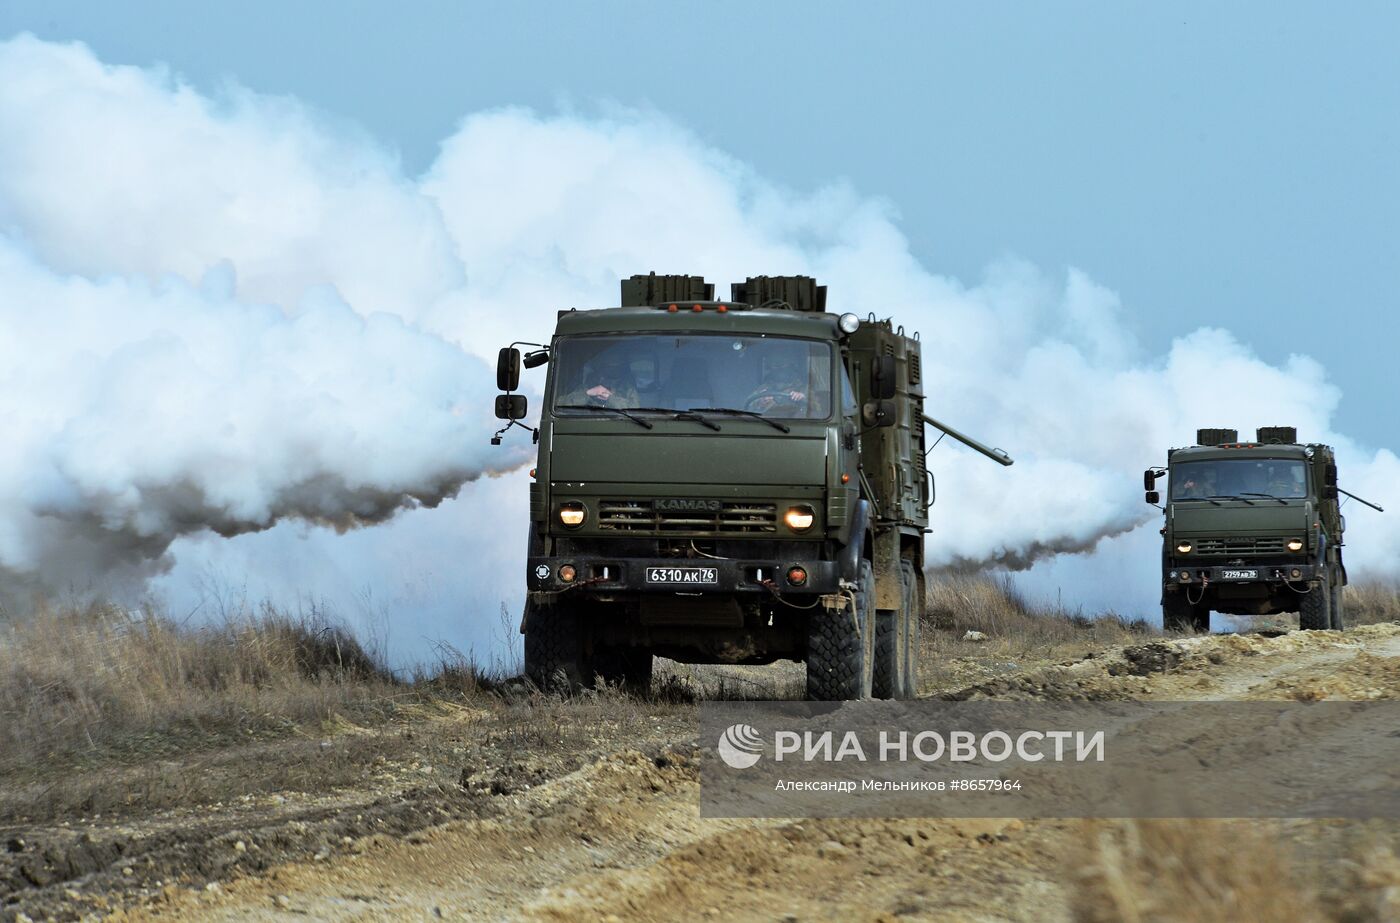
[
  {"xmin": 1346, "ymin": 579, "xmax": 1400, "ymax": 626},
  {"xmin": 0, "ymin": 602, "xmax": 691, "ymax": 823},
  {"xmin": 917, "ymin": 572, "xmax": 1152, "ymax": 692},
  {"xmin": 1071, "ymin": 820, "xmax": 1320, "ymax": 923},
  {"xmin": 926, "ymin": 572, "xmax": 1151, "ymax": 643},
  {"xmin": 0, "ymin": 602, "xmax": 424, "ymax": 776}
]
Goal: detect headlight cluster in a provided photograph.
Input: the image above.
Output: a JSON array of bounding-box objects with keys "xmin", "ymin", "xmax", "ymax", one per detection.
[
  {"xmin": 1176, "ymin": 537, "xmax": 1305, "ymax": 553},
  {"xmin": 558, "ymin": 501, "xmax": 586, "ymax": 527},
  {"xmin": 784, "ymin": 505, "xmax": 816, "ymax": 532}
]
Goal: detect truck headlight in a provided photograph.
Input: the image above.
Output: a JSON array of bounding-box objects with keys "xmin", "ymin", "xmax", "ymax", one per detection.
[
  {"xmin": 558, "ymin": 502, "xmax": 586, "ymax": 527},
  {"xmin": 1287, "ymin": 538, "xmax": 1304, "ymax": 552},
  {"xmin": 838, "ymin": 313, "xmax": 860, "ymax": 334},
  {"xmin": 1176, "ymin": 541, "xmax": 1192, "ymax": 554},
  {"xmin": 784, "ymin": 505, "xmax": 816, "ymax": 532}
]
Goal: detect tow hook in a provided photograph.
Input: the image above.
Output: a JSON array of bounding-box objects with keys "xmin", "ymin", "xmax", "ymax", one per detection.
[{"xmin": 821, "ymin": 579, "xmax": 860, "ymax": 633}]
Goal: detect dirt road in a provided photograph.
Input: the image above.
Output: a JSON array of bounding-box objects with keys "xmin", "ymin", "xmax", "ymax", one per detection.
[{"xmin": 100, "ymin": 623, "xmax": 1400, "ymax": 923}]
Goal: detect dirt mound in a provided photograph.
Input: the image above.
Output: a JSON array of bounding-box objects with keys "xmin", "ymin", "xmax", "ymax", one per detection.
[{"xmin": 945, "ymin": 623, "xmax": 1400, "ymax": 704}]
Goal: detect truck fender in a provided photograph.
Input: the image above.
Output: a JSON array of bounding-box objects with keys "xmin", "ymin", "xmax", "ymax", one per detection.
[{"xmin": 838, "ymin": 499, "xmax": 872, "ymax": 581}]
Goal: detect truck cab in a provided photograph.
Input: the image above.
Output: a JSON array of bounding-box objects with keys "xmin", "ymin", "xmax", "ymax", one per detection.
[
  {"xmin": 493, "ymin": 273, "xmax": 1011, "ymax": 700},
  {"xmin": 1147, "ymin": 426, "xmax": 1351, "ymax": 632}
]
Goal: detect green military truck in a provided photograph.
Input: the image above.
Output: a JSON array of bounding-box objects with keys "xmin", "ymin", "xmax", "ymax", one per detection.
[
  {"xmin": 1145, "ymin": 427, "xmax": 1382, "ymax": 632},
  {"xmin": 492, "ymin": 273, "xmax": 1012, "ymax": 700}
]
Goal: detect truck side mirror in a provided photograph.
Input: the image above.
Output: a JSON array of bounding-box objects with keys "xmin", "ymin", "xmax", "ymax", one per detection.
[
  {"xmin": 494, "ymin": 394, "xmax": 528, "ymax": 420},
  {"xmin": 871, "ymin": 355, "xmax": 897, "ymax": 400},
  {"xmin": 522, "ymin": 349, "xmax": 550, "ymax": 369},
  {"xmin": 1323, "ymin": 484, "xmax": 1338, "ymax": 500},
  {"xmin": 862, "ymin": 400, "xmax": 896, "ymax": 427},
  {"xmin": 1146, "ymin": 490, "xmax": 1160, "ymax": 505},
  {"xmin": 497, "ymin": 348, "xmax": 522, "ymax": 391},
  {"xmin": 1324, "ymin": 463, "xmax": 1338, "ymax": 487},
  {"xmin": 1143, "ymin": 469, "xmax": 1157, "ymax": 491}
]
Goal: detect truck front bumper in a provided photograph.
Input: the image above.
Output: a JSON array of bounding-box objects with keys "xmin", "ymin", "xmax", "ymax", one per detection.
[
  {"xmin": 527, "ymin": 554, "xmax": 843, "ymax": 595},
  {"xmin": 1164, "ymin": 563, "xmax": 1319, "ymax": 586}
]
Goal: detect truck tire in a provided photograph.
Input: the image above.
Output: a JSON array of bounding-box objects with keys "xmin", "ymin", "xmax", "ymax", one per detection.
[
  {"xmin": 874, "ymin": 560, "xmax": 923, "ymax": 700},
  {"xmin": 523, "ymin": 600, "xmax": 589, "ymax": 693},
  {"xmin": 1162, "ymin": 595, "xmax": 1209, "ymax": 633},
  {"xmin": 872, "ymin": 607, "xmax": 899, "ymax": 700},
  {"xmin": 1329, "ymin": 572, "xmax": 1346, "ymax": 631},
  {"xmin": 900, "ymin": 560, "xmax": 921, "ymax": 699},
  {"xmin": 592, "ymin": 645, "xmax": 654, "ymax": 693},
  {"xmin": 872, "ymin": 561, "xmax": 906, "ymax": 700},
  {"xmin": 1299, "ymin": 572, "xmax": 1332, "ymax": 631},
  {"xmin": 806, "ymin": 559, "xmax": 874, "ymax": 701}
]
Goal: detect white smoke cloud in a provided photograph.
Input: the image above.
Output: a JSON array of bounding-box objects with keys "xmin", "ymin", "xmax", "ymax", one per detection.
[
  {"xmin": 0, "ymin": 233, "xmax": 520, "ymax": 607},
  {"xmin": 1, "ymin": 34, "xmax": 1395, "ymax": 659},
  {"xmin": 0, "ymin": 36, "xmax": 462, "ymax": 316}
]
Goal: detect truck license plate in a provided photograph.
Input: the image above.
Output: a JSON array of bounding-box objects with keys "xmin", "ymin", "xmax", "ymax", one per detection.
[
  {"xmin": 646, "ymin": 567, "xmax": 718, "ymax": 585},
  {"xmin": 1221, "ymin": 569, "xmax": 1259, "ymax": 580}
]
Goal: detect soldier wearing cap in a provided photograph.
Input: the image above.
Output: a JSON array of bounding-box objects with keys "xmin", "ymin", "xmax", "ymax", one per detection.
[
  {"xmin": 562, "ymin": 355, "xmax": 639, "ymax": 408},
  {"xmin": 745, "ymin": 354, "xmax": 808, "ymax": 415}
]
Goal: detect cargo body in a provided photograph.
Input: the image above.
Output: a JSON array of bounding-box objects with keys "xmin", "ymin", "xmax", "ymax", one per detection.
[
  {"xmin": 493, "ymin": 274, "xmax": 1011, "ymax": 700},
  {"xmin": 1145, "ymin": 427, "xmax": 1349, "ymax": 632}
]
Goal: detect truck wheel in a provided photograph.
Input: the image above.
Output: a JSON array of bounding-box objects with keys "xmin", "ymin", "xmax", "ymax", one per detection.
[
  {"xmin": 874, "ymin": 560, "xmax": 923, "ymax": 699},
  {"xmin": 1299, "ymin": 572, "xmax": 1332, "ymax": 631},
  {"xmin": 1329, "ymin": 573, "xmax": 1346, "ymax": 631},
  {"xmin": 872, "ymin": 563, "xmax": 905, "ymax": 700},
  {"xmin": 900, "ymin": 560, "xmax": 921, "ymax": 699},
  {"xmin": 523, "ymin": 600, "xmax": 589, "ymax": 693},
  {"xmin": 1162, "ymin": 595, "xmax": 1209, "ymax": 633},
  {"xmin": 592, "ymin": 645, "xmax": 654, "ymax": 693},
  {"xmin": 806, "ymin": 559, "xmax": 875, "ymax": 701}
]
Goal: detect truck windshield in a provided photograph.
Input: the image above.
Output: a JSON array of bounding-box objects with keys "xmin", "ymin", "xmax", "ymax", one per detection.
[
  {"xmin": 551, "ymin": 335, "xmax": 834, "ymax": 420},
  {"xmin": 1170, "ymin": 458, "xmax": 1308, "ymax": 500}
]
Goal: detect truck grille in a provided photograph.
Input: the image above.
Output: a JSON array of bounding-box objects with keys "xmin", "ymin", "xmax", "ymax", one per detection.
[
  {"xmin": 598, "ymin": 500, "xmax": 778, "ymax": 534},
  {"xmin": 1194, "ymin": 537, "xmax": 1287, "ymax": 556}
]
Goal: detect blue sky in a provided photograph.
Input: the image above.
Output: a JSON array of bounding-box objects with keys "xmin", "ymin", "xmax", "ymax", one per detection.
[{"xmin": 6, "ymin": 2, "xmax": 1396, "ymax": 449}]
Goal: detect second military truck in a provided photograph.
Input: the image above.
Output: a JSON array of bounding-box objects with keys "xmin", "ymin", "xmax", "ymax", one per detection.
[
  {"xmin": 493, "ymin": 273, "xmax": 1012, "ymax": 700},
  {"xmin": 1145, "ymin": 427, "xmax": 1382, "ymax": 632}
]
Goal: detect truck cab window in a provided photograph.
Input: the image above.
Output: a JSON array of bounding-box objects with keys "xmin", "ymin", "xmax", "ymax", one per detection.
[
  {"xmin": 552, "ymin": 335, "xmax": 835, "ymax": 419},
  {"xmin": 1170, "ymin": 458, "xmax": 1308, "ymax": 500}
]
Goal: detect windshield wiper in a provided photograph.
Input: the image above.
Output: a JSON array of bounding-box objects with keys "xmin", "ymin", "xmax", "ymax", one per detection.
[
  {"xmin": 1240, "ymin": 492, "xmax": 1289, "ymax": 505},
  {"xmin": 555, "ymin": 403, "xmax": 654, "ymax": 429},
  {"xmin": 1207, "ymin": 494, "xmax": 1256, "ymax": 506},
  {"xmin": 568, "ymin": 404, "xmax": 722, "ymax": 431},
  {"xmin": 688, "ymin": 407, "xmax": 791, "ymax": 433},
  {"xmin": 623, "ymin": 406, "xmax": 723, "ymax": 431},
  {"xmin": 671, "ymin": 410, "xmax": 721, "ymax": 431}
]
